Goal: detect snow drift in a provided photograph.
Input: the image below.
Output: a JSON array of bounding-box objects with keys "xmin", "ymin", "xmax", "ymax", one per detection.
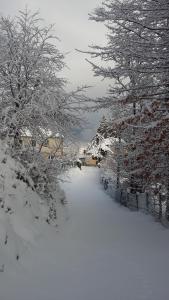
[{"xmin": 0, "ymin": 140, "xmax": 65, "ymax": 271}]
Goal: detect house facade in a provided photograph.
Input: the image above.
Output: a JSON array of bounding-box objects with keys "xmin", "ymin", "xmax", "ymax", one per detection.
[{"xmin": 20, "ymin": 134, "xmax": 64, "ymax": 159}]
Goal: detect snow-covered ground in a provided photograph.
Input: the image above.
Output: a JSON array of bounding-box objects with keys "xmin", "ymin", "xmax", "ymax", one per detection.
[
  {"xmin": 1, "ymin": 167, "xmax": 169, "ymax": 300},
  {"xmin": 0, "ymin": 140, "xmax": 66, "ymax": 271},
  {"xmin": 0, "ymin": 141, "xmax": 49, "ymax": 271}
]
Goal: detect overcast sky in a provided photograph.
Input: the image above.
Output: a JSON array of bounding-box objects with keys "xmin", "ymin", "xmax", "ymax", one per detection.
[{"xmin": 0, "ymin": 0, "xmax": 110, "ymax": 142}]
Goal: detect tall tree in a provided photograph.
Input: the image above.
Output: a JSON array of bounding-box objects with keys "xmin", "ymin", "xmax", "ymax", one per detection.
[
  {"xmin": 84, "ymin": 0, "xmax": 169, "ymax": 219},
  {"xmin": 0, "ymin": 9, "xmax": 89, "ymax": 206},
  {"xmin": 0, "ymin": 9, "xmax": 88, "ymax": 145}
]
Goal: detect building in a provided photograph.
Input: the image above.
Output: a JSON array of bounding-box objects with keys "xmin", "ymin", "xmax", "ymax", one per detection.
[{"xmin": 20, "ymin": 133, "xmax": 64, "ymax": 159}]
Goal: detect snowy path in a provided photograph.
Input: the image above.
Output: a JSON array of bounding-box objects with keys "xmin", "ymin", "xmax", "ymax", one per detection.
[{"xmin": 1, "ymin": 167, "xmax": 169, "ymax": 300}]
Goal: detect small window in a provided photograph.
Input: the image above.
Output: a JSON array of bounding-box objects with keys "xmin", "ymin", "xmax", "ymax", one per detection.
[{"xmin": 48, "ymin": 154, "xmax": 54, "ymax": 160}]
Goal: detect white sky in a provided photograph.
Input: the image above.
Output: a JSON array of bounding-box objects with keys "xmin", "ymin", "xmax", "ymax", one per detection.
[{"xmin": 0, "ymin": 0, "xmax": 110, "ymax": 142}]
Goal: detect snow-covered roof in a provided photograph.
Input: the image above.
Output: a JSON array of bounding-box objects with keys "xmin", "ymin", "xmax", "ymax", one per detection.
[
  {"xmin": 21, "ymin": 129, "xmax": 63, "ymax": 139},
  {"xmin": 55, "ymin": 133, "xmax": 64, "ymax": 138},
  {"xmin": 87, "ymin": 135, "xmax": 125, "ymax": 157}
]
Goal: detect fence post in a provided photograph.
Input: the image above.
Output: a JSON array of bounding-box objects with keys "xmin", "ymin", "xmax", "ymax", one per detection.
[
  {"xmin": 104, "ymin": 179, "xmax": 108, "ymax": 190},
  {"xmin": 136, "ymin": 193, "xmax": 139, "ymax": 210},
  {"xmin": 146, "ymin": 192, "xmax": 149, "ymax": 212},
  {"xmin": 127, "ymin": 192, "xmax": 129, "ymax": 207},
  {"xmin": 120, "ymin": 190, "xmax": 123, "ymax": 205},
  {"xmin": 159, "ymin": 193, "xmax": 162, "ymax": 221}
]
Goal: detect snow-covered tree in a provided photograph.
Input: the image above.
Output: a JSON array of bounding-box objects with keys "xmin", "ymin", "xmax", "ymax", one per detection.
[
  {"xmin": 0, "ymin": 8, "xmax": 89, "ymax": 220},
  {"xmin": 0, "ymin": 8, "xmax": 89, "ymax": 146},
  {"xmin": 84, "ymin": 0, "xmax": 169, "ymax": 220}
]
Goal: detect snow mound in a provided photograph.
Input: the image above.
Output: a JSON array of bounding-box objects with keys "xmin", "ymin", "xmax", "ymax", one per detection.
[{"xmin": 0, "ymin": 140, "xmax": 65, "ymax": 271}]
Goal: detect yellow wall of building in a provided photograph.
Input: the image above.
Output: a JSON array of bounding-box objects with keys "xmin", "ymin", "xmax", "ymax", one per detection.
[
  {"xmin": 21, "ymin": 136, "xmax": 63, "ymax": 159},
  {"xmin": 85, "ymin": 158, "xmax": 97, "ymax": 166}
]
